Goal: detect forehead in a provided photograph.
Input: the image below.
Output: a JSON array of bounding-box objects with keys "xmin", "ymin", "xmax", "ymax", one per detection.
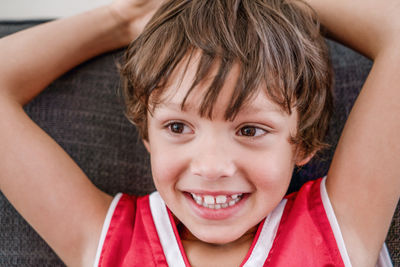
[{"xmin": 151, "ymin": 50, "xmax": 291, "ymax": 120}]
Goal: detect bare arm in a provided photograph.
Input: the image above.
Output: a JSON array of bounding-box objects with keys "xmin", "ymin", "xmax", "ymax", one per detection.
[
  {"xmin": 0, "ymin": 1, "xmax": 162, "ymax": 266},
  {"xmin": 304, "ymin": 0, "xmax": 400, "ymax": 265}
]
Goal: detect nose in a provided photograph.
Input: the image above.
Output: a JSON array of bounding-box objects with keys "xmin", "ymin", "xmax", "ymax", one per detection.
[{"xmin": 190, "ymin": 137, "xmax": 236, "ymax": 180}]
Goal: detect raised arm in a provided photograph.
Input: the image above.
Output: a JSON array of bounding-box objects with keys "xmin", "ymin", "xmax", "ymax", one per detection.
[
  {"xmin": 0, "ymin": 1, "xmax": 161, "ymax": 266},
  {"xmin": 0, "ymin": 0, "xmax": 161, "ymax": 104},
  {"xmin": 304, "ymin": 0, "xmax": 400, "ymax": 265}
]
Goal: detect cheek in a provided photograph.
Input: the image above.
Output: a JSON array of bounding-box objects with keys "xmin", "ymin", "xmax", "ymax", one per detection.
[
  {"xmin": 242, "ymin": 142, "xmax": 295, "ymax": 189},
  {"xmin": 150, "ymin": 154, "xmax": 174, "ymax": 187},
  {"xmin": 149, "ymin": 144, "xmax": 188, "ymax": 189},
  {"xmin": 248, "ymin": 158, "xmax": 292, "ymax": 187}
]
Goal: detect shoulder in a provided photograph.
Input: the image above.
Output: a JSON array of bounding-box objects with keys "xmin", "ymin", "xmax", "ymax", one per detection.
[
  {"xmin": 278, "ymin": 178, "xmax": 392, "ymax": 266},
  {"xmin": 94, "ymin": 192, "xmax": 172, "ymax": 267},
  {"xmin": 94, "ymin": 193, "xmax": 149, "ymax": 267},
  {"xmin": 268, "ymin": 178, "xmax": 348, "ymax": 266},
  {"xmin": 284, "ymin": 177, "xmax": 326, "ymax": 215}
]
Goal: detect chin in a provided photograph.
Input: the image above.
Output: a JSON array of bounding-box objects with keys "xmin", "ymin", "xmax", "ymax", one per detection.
[{"xmin": 190, "ymin": 225, "xmax": 247, "ymax": 245}]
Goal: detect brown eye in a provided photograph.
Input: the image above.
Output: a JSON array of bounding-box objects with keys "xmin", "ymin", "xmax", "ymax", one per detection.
[
  {"xmin": 240, "ymin": 126, "xmax": 256, "ymax": 136},
  {"xmin": 237, "ymin": 126, "xmax": 267, "ymax": 137},
  {"xmin": 167, "ymin": 122, "xmax": 193, "ymax": 135},
  {"xmin": 169, "ymin": 122, "xmax": 185, "ymax": 133}
]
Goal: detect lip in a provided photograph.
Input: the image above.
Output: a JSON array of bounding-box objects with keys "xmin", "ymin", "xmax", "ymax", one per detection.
[{"xmin": 183, "ymin": 191, "xmax": 249, "ymax": 220}]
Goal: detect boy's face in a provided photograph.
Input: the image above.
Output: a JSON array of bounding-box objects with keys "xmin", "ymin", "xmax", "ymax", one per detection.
[{"xmin": 144, "ymin": 55, "xmax": 308, "ymax": 245}]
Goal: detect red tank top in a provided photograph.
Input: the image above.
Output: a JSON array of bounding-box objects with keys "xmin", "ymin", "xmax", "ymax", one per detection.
[{"xmin": 94, "ymin": 178, "xmax": 392, "ymax": 266}]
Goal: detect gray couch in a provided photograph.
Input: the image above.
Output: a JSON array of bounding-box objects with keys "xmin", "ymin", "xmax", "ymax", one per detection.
[{"xmin": 0, "ymin": 21, "xmax": 398, "ymax": 266}]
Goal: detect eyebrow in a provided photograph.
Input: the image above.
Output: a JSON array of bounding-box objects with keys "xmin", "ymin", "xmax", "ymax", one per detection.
[
  {"xmin": 156, "ymin": 101, "xmax": 286, "ymax": 117},
  {"xmin": 235, "ymin": 104, "xmax": 286, "ymax": 116},
  {"xmin": 157, "ymin": 102, "xmax": 197, "ymax": 112}
]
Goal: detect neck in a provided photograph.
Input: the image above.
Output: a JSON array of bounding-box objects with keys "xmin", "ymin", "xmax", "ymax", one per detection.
[{"xmin": 177, "ymin": 220, "xmax": 259, "ymax": 267}]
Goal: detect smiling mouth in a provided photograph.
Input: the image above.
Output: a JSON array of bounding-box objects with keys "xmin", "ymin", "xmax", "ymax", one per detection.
[{"xmin": 189, "ymin": 192, "xmax": 244, "ymax": 209}]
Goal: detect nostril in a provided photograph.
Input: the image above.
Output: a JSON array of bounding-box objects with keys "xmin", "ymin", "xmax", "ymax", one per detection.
[
  {"xmin": 190, "ymin": 142, "xmax": 236, "ymax": 179},
  {"xmin": 190, "ymin": 158, "xmax": 236, "ymax": 180}
]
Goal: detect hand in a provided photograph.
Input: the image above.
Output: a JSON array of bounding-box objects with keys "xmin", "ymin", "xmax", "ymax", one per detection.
[{"xmin": 108, "ymin": 0, "xmax": 165, "ymax": 44}]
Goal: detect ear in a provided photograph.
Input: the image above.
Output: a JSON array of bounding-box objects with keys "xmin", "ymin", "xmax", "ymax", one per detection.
[
  {"xmin": 143, "ymin": 139, "xmax": 151, "ymax": 154},
  {"xmin": 295, "ymin": 149, "xmax": 315, "ymax": 166}
]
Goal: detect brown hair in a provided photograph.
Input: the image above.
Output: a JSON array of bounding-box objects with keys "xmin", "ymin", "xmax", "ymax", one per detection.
[{"xmin": 121, "ymin": 0, "xmax": 333, "ymax": 157}]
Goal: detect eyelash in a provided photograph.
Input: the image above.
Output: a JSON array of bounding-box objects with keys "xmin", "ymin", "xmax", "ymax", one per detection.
[
  {"xmin": 164, "ymin": 121, "xmax": 269, "ymax": 138},
  {"xmin": 164, "ymin": 121, "xmax": 193, "ymax": 135},
  {"xmin": 236, "ymin": 125, "xmax": 269, "ymax": 137}
]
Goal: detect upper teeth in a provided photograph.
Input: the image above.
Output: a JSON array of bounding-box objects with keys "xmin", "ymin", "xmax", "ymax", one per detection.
[
  {"xmin": 190, "ymin": 193, "xmax": 243, "ymax": 209},
  {"xmin": 216, "ymin": 195, "xmax": 227, "ymax": 204}
]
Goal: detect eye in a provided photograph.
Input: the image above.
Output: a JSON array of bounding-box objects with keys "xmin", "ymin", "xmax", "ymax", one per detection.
[
  {"xmin": 165, "ymin": 122, "xmax": 192, "ymax": 134},
  {"xmin": 237, "ymin": 125, "xmax": 267, "ymax": 137}
]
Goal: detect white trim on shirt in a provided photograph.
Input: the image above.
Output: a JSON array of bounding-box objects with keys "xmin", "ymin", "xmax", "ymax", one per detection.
[
  {"xmin": 149, "ymin": 192, "xmax": 187, "ymax": 267},
  {"xmin": 242, "ymin": 199, "xmax": 287, "ymax": 266},
  {"xmin": 93, "ymin": 193, "xmax": 123, "ymax": 267},
  {"xmin": 320, "ymin": 177, "xmax": 353, "ymax": 267}
]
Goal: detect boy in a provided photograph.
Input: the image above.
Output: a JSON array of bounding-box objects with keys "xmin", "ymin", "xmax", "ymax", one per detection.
[{"xmin": 0, "ymin": 0, "xmax": 398, "ymax": 266}]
